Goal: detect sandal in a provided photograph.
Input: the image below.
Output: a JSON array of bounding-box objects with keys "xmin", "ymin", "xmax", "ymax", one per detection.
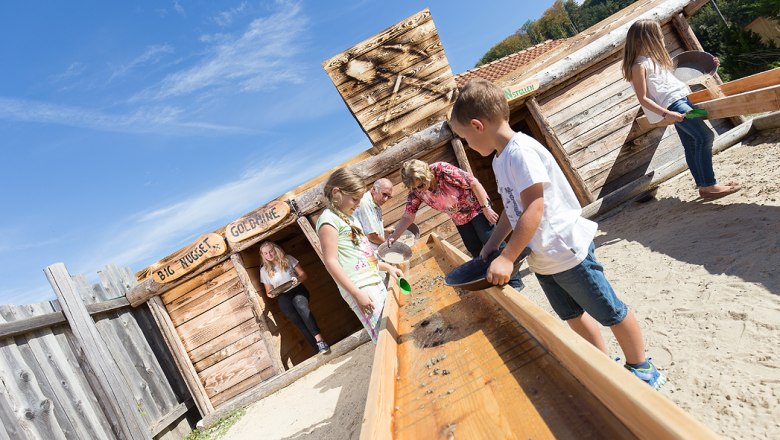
[{"xmin": 699, "ymin": 185, "xmax": 741, "ymax": 200}]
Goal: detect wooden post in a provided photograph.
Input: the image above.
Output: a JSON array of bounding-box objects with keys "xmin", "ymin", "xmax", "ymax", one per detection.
[
  {"xmin": 229, "ymin": 253, "xmax": 285, "ymax": 374},
  {"xmin": 44, "ymin": 263, "xmax": 148, "ymax": 440},
  {"xmin": 683, "ymin": 0, "xmax": 711, "ymax": 17},
  {"xmin": 671, "ymin": 13, "xmax": 746, "ymax": 126},
  {"xmin": 526, "ymin": 97, "xmax": 595, "ymax": 206},
  {"xmin": 146, "ymin": 296, "xmax": 214, "ymax": 417},
  {"xmin": 297, "ymin": 216, "xmax": 324, "ymax": 261},
  {"xmin": 450, "ymin": 137, "xmax": 473, "ymax": 174}
]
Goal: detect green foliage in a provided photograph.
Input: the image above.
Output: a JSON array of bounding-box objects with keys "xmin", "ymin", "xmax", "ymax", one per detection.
[
  {"xmin": 476, "ymin": 0, "xmax": 639, "ymax": 66},
  {"xmin": 184, "ymin": 408, "xmax": 246, "ymax": 440},
  {"xmin": 689, "ymin": 0, "xmax": 780, "ymax": 81}
]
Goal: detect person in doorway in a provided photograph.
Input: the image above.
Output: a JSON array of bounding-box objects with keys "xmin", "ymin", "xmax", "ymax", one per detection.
[
  {"xmin": 258, "ymin": 241, "xmax": 330, "ymax": 354},
  {"xmin": 354, "ymin": 178, "xmax": 394, "ymax": 250},
  {"xmin": 622, "ymin": 19, "xmax": 740, "ymax": 200},
  {"xmin": 449, "ymin": 77, "xmax": 666, "ymax": 390},
  {"xmin": 387, "ymin": 159, "xmax": 524, "ymax": 290},
  {"xmin": 316, "ymin": 168, "xmax": 404, "ymax": 343}
]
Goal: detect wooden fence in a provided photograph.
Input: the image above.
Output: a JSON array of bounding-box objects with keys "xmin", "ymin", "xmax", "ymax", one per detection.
[{"xmin": 0, "ymin": 263, "xmax": 196, "ymax": 439}]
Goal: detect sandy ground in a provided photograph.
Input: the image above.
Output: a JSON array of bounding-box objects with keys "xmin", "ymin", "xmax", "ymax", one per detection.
[{"xmin": 225, "ymin": 129, "xmax": 780, "ymax": 440}]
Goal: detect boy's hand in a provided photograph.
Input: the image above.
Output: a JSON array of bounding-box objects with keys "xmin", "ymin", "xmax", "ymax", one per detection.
[{"xmin": 486, "ymin": 254, "xmax": 514, "ymax": 286}]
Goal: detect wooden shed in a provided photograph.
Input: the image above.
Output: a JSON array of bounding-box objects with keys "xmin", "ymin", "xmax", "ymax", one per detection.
[{"xmin": 125, "ymin": 0, "xmax": 759, "ymax": 421}]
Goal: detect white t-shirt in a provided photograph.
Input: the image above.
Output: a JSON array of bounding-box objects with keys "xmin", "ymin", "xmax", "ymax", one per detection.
[
  {"xmin": 493, "ymin": 132, "xmax": 598, "ymax": 275},
  {"xmin": 634, "ymin": 55, "xmax": 690, "ymax": 123},
  {"xmin": 260, "ymin": 255, "xmax": 299, "ymax": 288}
]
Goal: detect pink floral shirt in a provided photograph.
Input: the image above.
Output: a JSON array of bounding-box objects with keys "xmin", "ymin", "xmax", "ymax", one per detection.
[{"xmin": 405, "ymin": 162, "xmax": 480, "ymax": 226}]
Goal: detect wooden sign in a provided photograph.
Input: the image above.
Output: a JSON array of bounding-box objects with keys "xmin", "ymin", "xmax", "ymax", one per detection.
[
  {"xmin": 152, "ymin": 233, "xmax": 227, "ymax": 284},
  {"xmin": 503, "ymin": 78, "xmax": 540, "ymax": 103},
  {"xmin": 322, "ymin": 9, "xmax": 457, "ymax": 153},
  {"xmin": 226, "ymin": 200, "xmax": 291, "ymax": 244}
]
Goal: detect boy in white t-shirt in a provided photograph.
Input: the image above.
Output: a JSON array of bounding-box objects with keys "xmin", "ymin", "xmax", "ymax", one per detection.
[{"xmin": 449, "ymin": 78, "xmax": 665, "ymax": 390}]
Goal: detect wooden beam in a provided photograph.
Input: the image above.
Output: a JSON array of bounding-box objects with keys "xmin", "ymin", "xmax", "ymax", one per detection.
[
  {"xmin": 683, "ymin": 0, "xmax": 711, "ymax": 17},
  {"xmin": 229, "ymin": 253, "xmax": 285, "ymax": 375},
  {"xmin": 292, "ymin": 121, "xmax": 453, "ymax": 215},
  {"xmin": 296, "ymin": 216, "xmax": 324, "ymax": 261},
  {"xmin": 147, "ymin": 295, "xmax": 214, "ymax": 416},
  {"xmin": 688, "ymin": 67, "xmax": 780, "ymax": 103},
  {"xmin": 44, "ymin": 263, "xmax": 148, "ymax": 440},
  {"xmin": 527, "ymin": 97, "xmax": 595, "ymax": 206},
  {"xmin": 227, "ymin": 214, "xmax": 298, "ymax": 254},
  {"xmin": 359, "ymin": 265, "xmax": 401, "ymax": 440},
  {"xmin": 149, "ymin": 399, "xmax": 194, "ymax": 437},
  {"xmin": 429, "ymin": 236, "xmax": 720, "ymax": 440},
  {"xmin": 450, "ymin": 137, "xmax": 473, "ymax": 174}
]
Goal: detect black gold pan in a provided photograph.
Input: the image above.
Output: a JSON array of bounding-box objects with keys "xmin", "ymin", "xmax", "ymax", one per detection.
[{"xmin": 445, "ymin": 247, "xmax": 532, "ymax": 291}]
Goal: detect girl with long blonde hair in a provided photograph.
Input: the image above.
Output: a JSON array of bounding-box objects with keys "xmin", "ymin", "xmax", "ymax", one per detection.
[
  {"xmin": 258, "ymin": 241, "xmax": 329, "ymax": 354},
  {"xmin": 622, "ymin": 19, "xmax": 739, "ymax": 200},
  {"xmin": 316, "ymin": 168, "xmax": 403, "ymax": 343}
]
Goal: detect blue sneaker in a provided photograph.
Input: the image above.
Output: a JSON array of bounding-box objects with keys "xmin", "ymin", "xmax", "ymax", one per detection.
[{"xmin": 624, "ymin": 358, "xmax": 667, "ymax": 390}]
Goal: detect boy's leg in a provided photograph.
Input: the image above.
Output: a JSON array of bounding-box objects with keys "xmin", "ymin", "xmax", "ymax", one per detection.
[
  {"xmin": 535, "ymin": 273, "xmax": 605, "ymax": 351},
  {"xmin": 566, "ymin": 313, "xmax": 608, "ymax": 354},
  {"xmin": 609, "ymin": 310, "xmax": 646, "ymax": 365}
]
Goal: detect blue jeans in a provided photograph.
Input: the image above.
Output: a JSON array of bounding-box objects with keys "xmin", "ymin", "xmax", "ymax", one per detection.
[
  {"xmin": 535, "ymin": 242, "xmax": 627, "ymax": 326},
  {"xmin": 667, "ymin": 97, "xmax": 717, "ymax": 187},
  {"xmin": 456, "ymin": 213, "xmax": 524, "ymax": 290}
]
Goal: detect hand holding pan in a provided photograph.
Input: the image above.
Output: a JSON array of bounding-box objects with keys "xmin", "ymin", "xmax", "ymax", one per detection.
[
  {"xmin": 267, "ymin": 280, "xmax": 294, "ymax": 298},
  {"xmin": 445, "ymin": 247, "xmax": 532, "ymax": 291}
]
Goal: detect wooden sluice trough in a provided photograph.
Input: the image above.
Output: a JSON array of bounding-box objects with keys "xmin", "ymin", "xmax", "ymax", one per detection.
[{"xmin": 361, "ymin": 234, "xmax": 719, "ymax": 439}]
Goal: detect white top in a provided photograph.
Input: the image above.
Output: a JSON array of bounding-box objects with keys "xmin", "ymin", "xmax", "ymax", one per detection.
[
  {"xmin": 634, "ymin": 55, "xmax": 690, "ymax": 123},
  {"xmin": 260, "ymin": 255, "xmax": 299, "ymax": 288},
  {"xmin": 354, "ymin": 191, "xmax": 384, "ymax": 251},
  {"xmin": 493, "ymin": 132, "xmax": 598, "ymax": 275}
]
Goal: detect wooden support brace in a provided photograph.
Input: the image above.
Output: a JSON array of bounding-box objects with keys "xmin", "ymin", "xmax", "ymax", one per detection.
[
  {"xmin": 229, "ymin": 253, "xmax": 285, "ymax": 375},
  {"xmin": 44, "ymin": 263, "xmax": 149, "ymax": 440},
  {"xmin": 147, "ymin": 295, "xmax": 214, "ymax": 417},
  {"xmin": 450, "ymin": 137, "xmax": 473, "ymax": 175},
  {"xmin": 526, "ymin": 97, "xmax": 595, "ymax": 206},
  {"xmin": 297, "ymin": 216, "xmax": 324, "ymax": 261}
]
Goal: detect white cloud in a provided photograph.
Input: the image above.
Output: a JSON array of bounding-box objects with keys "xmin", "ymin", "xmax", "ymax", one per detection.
[
  {"xmin": 79, "ymin": 145, "xmax": 364, "ymax": 272},
  {"xmin": 134, "ymin": 1, "xmax": 307, "ymax": 101},
  {"xmin": 110, "ymin": 44, "xmax": 175, "ymax": 81},
  {"xmin": 173, "ymin": 0, "xmax": 185, "ymax": 16},
  {"xmin": 0, "ymin": 97, "xmax": 253, "ymax": 134},
  {"xmin": 213, "ymin": 2, "xmax": 248, "ymax": 27},
  {"xmin": 50, "ymin": 62, "xmax": 87, "ymax": 83}
]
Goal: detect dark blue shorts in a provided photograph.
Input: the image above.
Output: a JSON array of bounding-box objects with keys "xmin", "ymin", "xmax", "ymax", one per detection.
[{"xmin": 535, "ymin": 242, "xmax": 628, "ymax": 326}]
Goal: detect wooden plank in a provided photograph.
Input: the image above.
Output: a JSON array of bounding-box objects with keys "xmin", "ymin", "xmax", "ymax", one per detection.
[
  {"xmin": 188, "ymin": 318, "xmax": 257, "ymax": 365},
  {"xmin": 638, "ymin": 84, "xmax": 780, "ymax": 128},
  {"xmin": 0, "ymin": 312, "xmax": 65, "ymax": 339},
  {"xmin": 358, "ymin": 268, "xmax": 401, "ymax": 440},
  {"xmin": 683, "ymin": 0, "xmax": 711, "ymax": 16},
  {"xmin": 128, "ymin": 255, "xmax": 233, "ymax": 307},
  {"xmin": 168, "ymin": 277, "xmax": 243, "ymax": 327},
  {"xmin": 429, "ymin": 235, "xmax": 719, "ymax": 439},
  {"xmin": 149, "ymin": 399, "xmax": 193, "ymax": 438},
  {"xmin": 176, "ymin": 294, "xmax": 254, "ymax": 353},
  {"xmin": 688, "ymin": 68, "xmax": 780, "ymax": 103},
  {"xmin": 5, "ymin": 303, "xmax": 115, "ymax": 440},
  {"xmin": 527, "ymin": 97, "xmax": 595, "ymax": 206},
  {"xmin": 199, "ymin": 341, "xmax": 272, "ymax": 399},
  {"xmin": 162, "ymin": 262, "xmax": 234, "ymax": 310},
  {"xmin": 44, "ymin": 263, "xmax": 148, "ymax": 440},
  {"xmin": 164, "ymin": 270, "xmax": 237, "ymax": 315},
  {"xmin": 193, "ymin": 331, "xmax": 263, "ymax": 373},
  {"xmin": 147, "ymin": 296, "xmax": 214, "ymax": 416},
  {"xmin": 230, "ymin": 253, "xmax": 285, "ymax": 374},
  {"xmin": 225, "ymin": 200, "xmax": 291, "ymax": 244},
  {"xmin": 296, "ymin": 216, "xmax": 324, "ymax": 261}
]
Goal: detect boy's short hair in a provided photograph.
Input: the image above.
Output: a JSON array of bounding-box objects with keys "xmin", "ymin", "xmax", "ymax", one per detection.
[{"xmin": 450, "ymin": 78, "xmax": 509, "ymax": 125}]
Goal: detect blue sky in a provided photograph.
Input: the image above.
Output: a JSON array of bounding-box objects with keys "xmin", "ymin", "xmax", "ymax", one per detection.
[{"xmin": 0, "ymin": 0, "xmax": 554, "ymax": 304}]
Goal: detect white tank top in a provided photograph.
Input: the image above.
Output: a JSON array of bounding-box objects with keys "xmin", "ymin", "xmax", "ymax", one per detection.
[{"xmin": 635, "ymin": 56, "xmax": 690, "ymax": 123}]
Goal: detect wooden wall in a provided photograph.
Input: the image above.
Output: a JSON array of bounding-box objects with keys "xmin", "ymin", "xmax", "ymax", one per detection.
[
  {"xmin": 239, "ymin": 224, "xmax": 363, "ymax": 369},
  {"xmin": 0, "ymin": 264, "xmax": 194, "ymax": 440},
  {"xmin": 536, "ymin": 23, "xmax": 732, "ymax": 199},
  {"xmin": 160, "ymin": 260, "xmax": 276, "ymax": 408}
]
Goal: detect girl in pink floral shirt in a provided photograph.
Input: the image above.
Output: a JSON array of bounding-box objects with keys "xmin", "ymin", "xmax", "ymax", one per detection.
[{"xmin": 388, "ymin": 159, "xmax": 524, "ymax": 290}]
